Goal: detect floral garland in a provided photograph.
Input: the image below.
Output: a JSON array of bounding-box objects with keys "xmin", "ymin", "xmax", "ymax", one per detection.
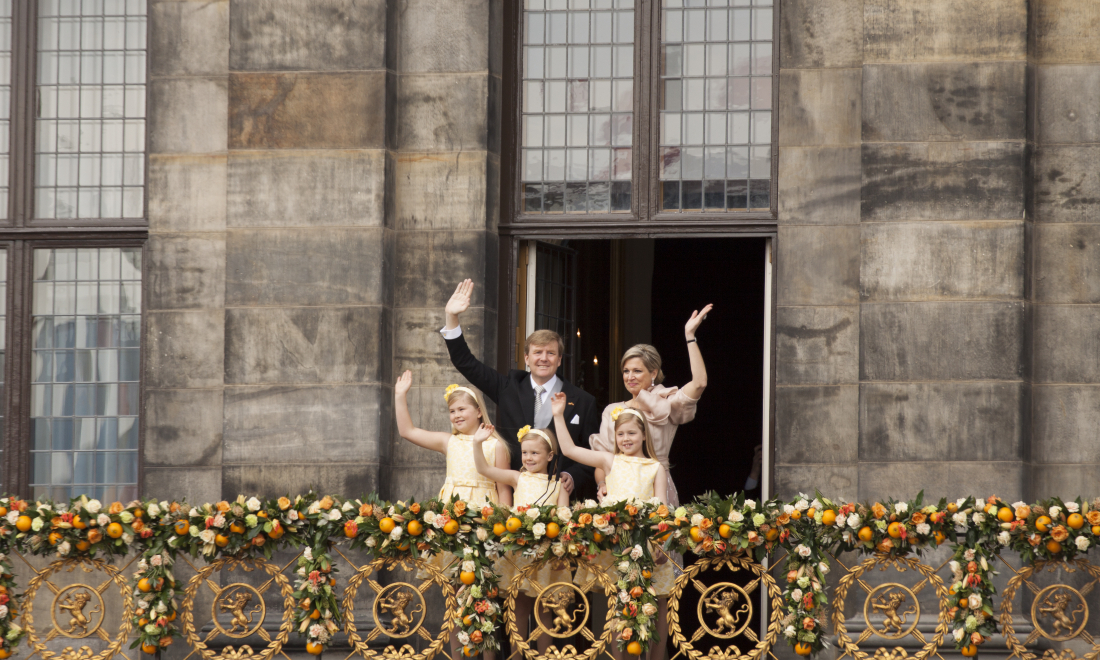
[
  {"xmin": 0, "ymin": 496, "xmax": 24, "ymax": 659},
  {"xmin": 1000, "ymin": 496, "xmax": 1100, "ymax": 563}
]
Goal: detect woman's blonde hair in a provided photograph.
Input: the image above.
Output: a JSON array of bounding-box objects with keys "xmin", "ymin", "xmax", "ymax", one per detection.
[
  {"xmin": 621, "ymin": 344, "xmax": 665, "ymax": 385},
  {"xmin": 446, "ymin": 388, "xmax": 511, "ymax": 464},
  {"xmin": 612, "ymin": 411, "xmax": 657, "ymax": 460}
]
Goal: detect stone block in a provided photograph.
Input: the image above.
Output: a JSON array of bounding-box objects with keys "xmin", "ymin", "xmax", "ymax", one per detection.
[
  {"xmin": 143, "ymin": 466, "xmax": 222, "ymax": 504},
  {"xmin": 1036, "ymin": 65, "xmax": 1100, "ymax": 144},
  {"xmin": 223, "ymin": 384, "xmax": 385, "ymax": 463},
  {"xmin": 395, "ymin": 231, "xmax": 489, "ymax": 307},
  {"xmin": 390, "ymin": 393, "xmax": 452, "ymax": 466},
  {"xmin": 145, "ymin": 310, "xmax": 225, "ymax": 388},
  {"xmin": 1033, "ymin": 305, "xmax": 1100, "ymax": 383},
  {"xmin": 228, "ymin": 72, "xmax": 386, "ymax": 149},
  {"xmin": 1033, "ymin": 224, "xmax": 1100, "ymax": 303},
  {"xmin": 859, "ymin": 461, "xmax": 1024, "ymax": 502},
  {"xmin": 774, "ymin": 386, "xmax": 858, "ymax": 465},
  {"xmin": 1028, "ymin": 465, "xmax": 1100, "ymax": 502},
  {"xmin": 778, "ymin": 69, "xmax": 861, "ymax": 146},
  {"xmin": 226, "ymin": 150, "xmax": 385, "ymax": 227},
  {"xmin": 860, "ymin": 302, "xmax": 1025, "ymax": 381},
  {"xmin": 861, "ymin": 142, "xmax": 1025, "ymax": 221},
  {"xmin": 1031, "ymin": 0, "xmax": 1100, "ymax": 63},
  {"xmin": 860, "ymin": 221, "xmax": 1025, "ymax": 301},
  {"xmin": 149, "ymin": 77, "xmax": 228, "ymax": 154},
  {"xmin": 775, "ymin": 306, "xmax": 859, "ymax": 385},
  {"xmin": 224, "ymin": 306, "xmax": 388, "ymax": 385},
  {"xmin": 222, "ymin": 464, "xmax": 380, "ymax": 500},
  {"xmin": 149, "ymin": 0, "xmax": 229, "ymax": 76},
  {"xmin": 229, "ymin": 0, "xmax": 386, "ymax": 71},
  {"xmin": 225, "ymin": 228, "xmax": 386, "ymax": 306},
  {"xmin": 859, "ymin": 382, "xmax": 1025, "ymax": 462},
  {"xmin": 777, "ymin": 146, "xmax": 861, "ymax": 225},
  {"xmin": 393, "ymin": 307, "xmax": 490, "ymax": 387},
  {"xmin": 1032, "ymin": 146, "xmax": 1100, "ymax": 223},
  {"xmin": 396, "ymin": 74, "xmax": 489, "ymax": 151},
  {"xmin": 863, "ymin": 0, "xmax": 1027, "ymax": 63},
  {"xmin": 380, "ymin": 466, "xmax": 448, "ymax": 503},
  {"xmin": 780, "ymin": 0, "xmax": 862, "ymax": 68},
  {"xmin": 395, "ymin": 152, "xmax": 490, "ymax": 230},
  {"xmin": 777, "ymin": 225, "xmax": 859, "ymax": 305},
  {"xmin": 1032, "ymin": 385, "xmax": 1100, "ymax": 464},
  {"xmin": 862, "ymin": 62, "xmax": 1025, "ymax": 142},
  {"xmin": 398, "ymin": 0, "xmax": 490, "ymax": 73},
  {"xmin": 146, "ymin": 234, "xmax": 226, "ymax": 310},
  {"xmin": 772, "ymin": 464, "xmax": 857, "ymax": 502},
  {"xmin": 144, "ymin": 389, "xmax": 223, "ymax": 466},
  {"xmin": 147, "ymin": 154, "xmax": 228, "ymax": 232}
]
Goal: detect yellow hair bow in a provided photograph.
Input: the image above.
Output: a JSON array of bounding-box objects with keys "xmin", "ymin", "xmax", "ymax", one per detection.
[{"xmin": 517, "ymin": 425, "xmax": 531, "ymax": 440}]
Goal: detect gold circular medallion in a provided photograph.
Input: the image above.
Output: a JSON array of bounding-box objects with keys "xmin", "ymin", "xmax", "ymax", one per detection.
[
  {"xmin": 533, "ymin": 582, "xmax": 590, "ymax": 639},
  {"xmin": 1031, "ymin": 585, "xmax": 1088, "ymax": 642},
  {"xmin": 696, "ymin": 583, "xmax": 753, "ymax": 640},
  {"xmin": 211, "ymin": 583, "xmax": 267, "ymax": 639},
  {"xmin": 1000, "ymin": 558, "xmax": 1100, "ymax": 660},
  {"xmin": 51, "ymin": 584, "xmax": 106, "ymax": 640},
  {"xmin": 372, "ymin": 583, "xmax": 427, "ymax": 639},
  {"xmin": 862, "ymin": 584, "xmax": 920, "ymax": 640}
]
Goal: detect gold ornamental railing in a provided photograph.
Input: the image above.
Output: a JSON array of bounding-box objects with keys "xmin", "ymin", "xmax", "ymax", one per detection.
[{"xmin": 1, "ymin": 492, "xmax": 1099, "ymax": 660}]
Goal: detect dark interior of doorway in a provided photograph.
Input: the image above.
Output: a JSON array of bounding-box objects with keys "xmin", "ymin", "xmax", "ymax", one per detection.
[{"xmin": 569, "ymin": 237, "xmax": 766, "ymax": 502}]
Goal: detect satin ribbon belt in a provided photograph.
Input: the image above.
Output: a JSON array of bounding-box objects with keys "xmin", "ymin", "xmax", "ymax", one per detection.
[{"xmin": 442, "ymin": 478, "xmax": 496, "ymax": 490}]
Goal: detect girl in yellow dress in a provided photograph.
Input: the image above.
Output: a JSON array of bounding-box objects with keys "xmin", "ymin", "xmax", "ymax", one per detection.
[
  {"xmin": 471, "ymin": 424, "xmax": 569, "ymax": 653},
  {"xmin": 550, "ymin": 393, "xmax": 672, "ymax": 660}
]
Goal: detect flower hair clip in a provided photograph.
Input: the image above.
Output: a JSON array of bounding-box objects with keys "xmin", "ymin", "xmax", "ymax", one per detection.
[
  {"xmin": 610, "ymin": 407, "xmax": 624, "ymax": 421},
  {"xmin": 443, "ymin": 384, "xmax": 478, "ymax": 402},
  {"xmin": 611, "ymin": 407, "xmax": 645, "ymax": 423},
  {"xmin": 444, "ymin": 384, "xmax": 459, "ymax": 400},
  {"xmin": 517, "ymin": 425, "xmax": 532, "ymax": 440}
]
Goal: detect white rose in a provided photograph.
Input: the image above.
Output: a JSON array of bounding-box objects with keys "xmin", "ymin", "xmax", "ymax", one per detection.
[
  {"xmin": 796, "ymin": 544, "xmax": 811, "ymax": 558},
  {"xmin": 811, "ymin": 499, "xmax": 823, "ymax": 510},
  {"xmin": 304, "ymin": 547, "xmax": 314, "ymax": 560},
  {"xmin": 968, "ymin": 594, "xmax": 982, "ymax": 610},
  {"xmin": 151, "ymin": 555, "xmax": 163, "ymax": 567},
  {"xmin": 156, "ymin": 602, "xmax": 167, "ymax": 614},
  {"xmin": 457, "ymin": 631, "xmax": 470, "ymax": 645},
  {"xmin": 952, "ymin": 512, "xmax": 967, "ymax": 526},
  {"xmin": 618, "ymin": 591, "xmax": 630, "ymax": 604},
  {"xmin": 895, "ymin": 502, "xmax": 908, "ymax": 514},
  {"xmin": 917, "ymin": 523, "xmax": 930, "ymax": 535},
  {"xmin": 86, "ymin": 499, "xmax": 102, "ymax": 514},
  {"xmin": 847, "ymin": 514, "xmax": 861, "ymax": 528},
  {"xmin": 552, "ymin": 543, "xmax": 565, "ymax": 557},
  {"xmin": 327, "ymin": 510, "xmax": 341, "ymax": 521},
  {"xmin": 728, "ymin": 511, "xmax": 744, "ymax": 523},
  {"xmin": 971, "ymin": 513, "xmax": 984, "ymax": 525},
  {"xmin": 199, "ymin": 530, "xmax": 215, "ymax": 544},
  {"xmin": 308, "ymin": 501, "xmax": 322, "ymax": 515},
  {"xmin": 583, "ymin": 499, "xmax": 598, "ymax": 509},
  {"xmin": 691, "ymin": 514, "xmax": 704, "ymax": 526},
  {"xmin": 642, "ymin": 603, "xmax": 657, "ymax": 616},
  {"xmin": 342, "ymin": 501, "xmax": 354, "ymax": 512},
  {"xmin": 784, "ymin": 626, "xmax": 796, "ymax": 638},
  {"xmin": 956, "ymin": 498, "xmax": 967, "ymax": 508},
  {"xmin": 389, "ymin": 527, "xmax": 403, "ymax": 540},
  {"xmin": 245, "ymin": 497, "xmax": 261, "ymax": 512},
  {"xmin": 1067, "ymin": 502, "xmax": 1080, "ymax": 513},
  {"xmin": 557, "ymin": 507, "xmax": 572, "ymax": 522},
  {"xmin": 963, "ymin": 549, "xmax": 976, "ymax": 561},
  {"xmin": 818, "ymin": 562, "xmax": 829, "ymax": 575},
  {"xmin": 526, "ymin": 508, "xmax": 540, "ymax": 520},
  {"xmin": 0, "ymin": 605, "xmax": 8, "ymax": 619},
  {"xmin": 618, "ymin": 561, "xmax": 631, "ymax": 573},
  {"xmin": 147, "ymin": 503, "xmax": 161, "ymax": 517},
  {"xmin": 476, "ymin": 527, "xmax": 488, "ymax": 542},
  {"xmin": 31, "ymin": 517, "xmax": 45, "ymax": 532},
  {"xmin": 58, "ymin": 541, "xmax": 71, "ymax": 556},
  {"xmin": 998, "ymin": 532, "xmax": 1011, "ymax": 546},
  {"xmin": 792, "ymin": 589, "xmax": 803, "ymax": 601},
  {"xmin": 123, "ymin": 533, "xmax": 133, "ymax": 544},
  {"xmin": 532, "ymin": 522, "xmax": 546, "ymax": 538},
  {"xmin": 289, "ymin": 509, "xmax": 300, "ymax": 520},
  {"xmin": 5, "ymin": 511, "xmax": 18, "ymax": 524},
  {"xmin": 213, "ymin": 513, "xmax": 226, "ymax": 528},
  {"xmin": 953, "ymin": 628, "xmax": 964, "ymax": 642},
  {"xmin": 745, "ymin": 500, "xmax": 756, "ymax": 510},
  {"xmin": 629, "ymin": 545, "xmax": 643, "ymax": 560},
  {"xmin": 1049, "ymin": 506, "xmax": 1062, "ymax": 519},
  {"xmin": 836, "ymin": 514, "xmax": 848, "ymax": 528},
  {"xmin": 1077, "ymin": 536, "xmax": 1090, "ymax": 551},
  {"xmin": 783, "ymin": 504, "xmax": 795, "ymax": 515},
  {"xmin": 795, "ymin": 500, "xmax": 808, "ymax": 511},
  {"xmin": 365, "ymin": 537, "xmax": 377, "ymax": 548},
  {"xmin": 462, "ymin": 560, "xmax": 476, "ymax": 572}
]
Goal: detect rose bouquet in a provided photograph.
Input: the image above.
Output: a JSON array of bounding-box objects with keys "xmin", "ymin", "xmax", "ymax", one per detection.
[
  {"xmin": 1001, "ymin": 497, "xmax": 1099, "ymax": 563},
  {"xmin": 608, "ymin": 504, "xmax": 663, "ymax": 657},
  {"xmin": 779, "ymin": 541, "xmax": 829, "ymax": 657},
  {"xmin": 292, "ymin": 545, "xmax": 340, "ymax": 655},
  {"xmin": 129, "ymin": 548, "xmax": 180, "ymax": 655},
  {"xmin": 835, "ymin": 492, "xmax": 951, "ymax": 556},
  {"xmin": 946, "ymin": 543, "xmax": 997, "ymax": 653},
  {"xmin": 170, "ymin": 494, "xmax": 309, "ymax": 559},
  {"xmin": 659, "ymin": 491, "xmax": 783, "ymax": 560},
  {"xmin": 11, "ymin": 496, "xmax": 165, "ymax": 559},
  {"xmin": 0, "ymin": 532, "xmax": 25, "ymax": 660}
]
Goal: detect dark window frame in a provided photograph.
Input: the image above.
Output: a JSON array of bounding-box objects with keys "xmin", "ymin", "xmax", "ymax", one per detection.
[
  {"xmin": 0, "ymin": 0, "xmax": 149, "ymax": 498},
  {"xmin": 500, "ymin": 0, "xmax": 780, "ymax": 235}
]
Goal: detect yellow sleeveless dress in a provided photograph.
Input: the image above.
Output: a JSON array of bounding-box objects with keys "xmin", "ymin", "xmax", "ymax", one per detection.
[
  {"xmin": 574, "ymin": 455, "xmax": 674, "ymax": 596},
  {"xmin": 496, "ymin": 472, "xmax": 571, "ymax": 597},
  {"xmin": 421, "ymin": 435, "xmax": 500, "ymax": 577}
]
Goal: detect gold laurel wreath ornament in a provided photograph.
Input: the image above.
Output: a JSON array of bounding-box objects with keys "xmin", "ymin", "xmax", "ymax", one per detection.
[{"xmin": 999, "ymin": 558, "xmax": 1100, "ymax": 660}]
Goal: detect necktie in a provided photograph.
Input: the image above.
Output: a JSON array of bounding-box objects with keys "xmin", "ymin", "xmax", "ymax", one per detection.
[{"xmin": 534, "ymin": 385, "xmax": 545, "ymax": 419}]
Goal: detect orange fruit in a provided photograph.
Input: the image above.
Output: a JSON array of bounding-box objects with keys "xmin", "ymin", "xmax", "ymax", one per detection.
[
  {"xmin": 310, "ymin": 609, "xmax": 321, "ymax": 620},
  {"xmin": 397, "ymin": 541, "xmax": 410, "ymax": 551},
  {"xmin": 139, "ymin": 618, "xmax": 149, "ymax": 627},
  {"xmin": 795, "ymin": 642, "xmax": 813, "ymax": 656},
  {"xmin": 806, "ymin": 508, "xmax": 817, "ymax": 520},
  {"xmin": 947, "ymin": 502, "xmax": 959, "ymax": 513},
  {"xmin": 626, "ymin": 641, "xmax": 643, "ymax": 656},
  {"xmin": 997, "ymin": 507, "xmax": 1014, "ymax": 523},
  {"xmin": 506, "ymin": 517, "xmax": 522, "ymax": 533},
  {"xmin": 765, "ymin": 528, "xmax": 780, "ymax": 541},
  {"xmin": 0, "ymin": 506, "xmax": 6, "ymax": 517},
  {"xmin": 107, "ymin": 522, "xmax": 124, "ymax": 538},
  {"xmin": 134, "ymin": 509, "xmax": 144, "ymax": 519},
  {"xmin": 306, "ymin": 642, "xmax": 324, "ymax": 655},
  {"xmin": 1035, "ymin": 516, "xmax": 1052, "ymax": 533},
  {"xmin": 641, "ymin": 569, "xmax": 652, "ymax": 579},
  {"xmin": 493, "ymin": 523, "xmax": 505, "ymax": 536},
  {"xmin": 593, "ymin": 532, "xmax": 604, "ymax": 543},
  {"xmin": 463, "ymin": 647, "xmax": 476, "ymax": 657},
  {"xmin": 463, "ymin": 614, "xmax": 476, "ymax": 626},
  {"xmin": 460, "ymin": 571, "xmax": 476, "ymax": 585},
  {"xmin": 138, "ymin": 578, "xmax": 154, "ymax": 593},
  {"xmin": 48, "ymin": 532, "xmax": 63, "ymax": 545},
  {"xmin": 933, "ymin": 531, "xmax": 947, "ymax": 545},
  {"xmin": 960, "ymin": 644, "xmax": 978, "ymax": 657},
  {"xmin": 444, "ymin": 520, "xmax": 460, "ymax": 535},
  {"xmin": 0, "ymin": 650, "xmax": 12, "ymax": 659},
  {"xmin": 15, "ymin": 516, "xmax": 32, "ymax": 533},
  {"xmin": 790, "ymin": 510, "xmax": 802, "ymax": 520},
  {"xmin": 718, "ymin": 524, "xmax": 732, "ymax": 538},
  {"xmin": 229, "ymin": 522, "xmax": 246, "ymax": 535},
  {"xmin": 1092, "ymin": 525, "xmax": 1100, "ymax": 536},
  {"xmin": 546, "ymin": 522, "xmax": 560, "ymax": 538},
  {"xmin": 407, "ymin": 520, "xmax": 423, "ymax": 536},
  {"xmin": 1046, "ymin": 540, "xmax": 1063, "ymax": 555},
  {"xmin": 166, "ymin": 611, "xmax": 177, "ymax": 622},
  {"xmin": 72, "ymin": 516, "xmax": 86, "ymax": 529},
  {"xmin": 76, "ymin": 540, "xmax": 90, "ymax": 552},
  {"xmin": 379, "ymin": 518, "xmax": 396, "ymax": 533},
  {"xmin": 268, "ymin": 524, "xmax": 284, "ymax": 539},
  {"xmin": 822, "ymin": 510, "xmax": 837, "ymax": 526},
  {"xmin": 1068, "ymin": 513, "xmax": 1084, "ymax": 530},
  {"xmin": 858, "ymin": 527, "xmax": 873, "ymax": 542},
  {"xmin": 887, "ymin": 522, "xmax": 904, "ymax": 539},
  {"xmin": 175, "ymin": 520, "xmax": 190, "ymax": 535},
  {"xmin": 142, "ymin": 643, "xmax": 158, "ymax": 655},
  {"xmin": 215, "ymin": 534, "xmax": 229, "ymax": 547},
  {"xmin": 689, "ymin": 526, "xmax": 703, "ymax": 543}
]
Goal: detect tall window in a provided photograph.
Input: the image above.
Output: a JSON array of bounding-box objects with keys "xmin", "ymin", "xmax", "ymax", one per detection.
[
  {"xmin": 0, "ymin": 0, "xmax": 147, "ymax": 497},
  {"xmin": 511, "ymin": 0, "xmax": 776, "ymax": 222}
]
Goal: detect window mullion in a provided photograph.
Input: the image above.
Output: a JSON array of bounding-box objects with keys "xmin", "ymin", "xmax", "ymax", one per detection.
[{"xmin": 10, "ymin": 0, "xmax": 38, "ymax": 226}]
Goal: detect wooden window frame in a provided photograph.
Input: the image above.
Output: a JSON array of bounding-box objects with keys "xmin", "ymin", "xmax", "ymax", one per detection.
[
  {"xmin": 500, "ymin": 0, "xmax": 780, "ymax": 236},
  {"xmin": 0, "ymin": 0, "xmax": 149, "ymax": 497}
]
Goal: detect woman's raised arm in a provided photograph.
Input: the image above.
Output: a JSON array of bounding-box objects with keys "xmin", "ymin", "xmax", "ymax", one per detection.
[
  {"xmin": 551, "ymin": 393, "xmax": 614, "ymax": 474},
  {"xmin": 681, "ymin": 304, "xmax": 712, "ymax": 400}
]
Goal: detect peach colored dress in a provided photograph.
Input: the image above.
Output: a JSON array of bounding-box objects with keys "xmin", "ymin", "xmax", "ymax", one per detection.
[{"xmin": 590, "ymin": 384, "xmax": 699, "ymax": 507}]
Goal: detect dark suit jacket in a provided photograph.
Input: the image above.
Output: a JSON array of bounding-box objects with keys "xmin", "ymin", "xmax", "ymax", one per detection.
[{"xmin": 445, "ymin": 333, "xmax": 600, "ymax": 500}]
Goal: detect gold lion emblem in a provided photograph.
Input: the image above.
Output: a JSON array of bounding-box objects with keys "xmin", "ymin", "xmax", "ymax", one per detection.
[
  {"xmin": 870, "ymin": 590, "xmax": 916, "ymax": 636},
  {"xmin": 57, "ymin": 590, "xmax": 101, "ymax": 637},
  {"xmin": 1037, "ymin": 590, "xmax": 1086, "ymax": 638},
  {"xmin": 377, "ymin": 588, "xmax": 423, "ymax": 635},
  {"xmin": 703, "ymin": 586, "xmax": 750, "ymax": 637},
  {"xmin": 540, "ymin": 587, "xmax": 584, "ymax": 635},
  {"xmin": 219, "ymin": 589, "xmax": 260, "ymax": 635}
]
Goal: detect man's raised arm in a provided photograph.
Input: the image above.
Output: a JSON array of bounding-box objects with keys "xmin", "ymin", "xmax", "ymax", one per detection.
[{"xmin": 441, "ymin": 279, "xmax": 509, "ymax": 403}]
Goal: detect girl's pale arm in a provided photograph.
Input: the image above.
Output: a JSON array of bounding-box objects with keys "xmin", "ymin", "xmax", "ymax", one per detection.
[
  {"xmin": 653, "ymin": 467, "xmax": 669, "ymax": 507},
  {"xmin": 471, "ymin": 424, "xmax": 520, "ymax": 490},
  {"xmin": 681, "ymin": 304, "xmax": 712, "ymax": 400},
  {"xmin": 595, "ymin": 467, "xmax": 607, "ymax": 499},
  {"xmin": 394, "ymin": 370, "xmax": 451, "ymax": 453},
  {"xmin": 556, "ymin": 484, "xmax": 570, "ymax": 507},
  {"xmin": 551, "ymin": 393, "xmax": 614, "ymax": 473}
]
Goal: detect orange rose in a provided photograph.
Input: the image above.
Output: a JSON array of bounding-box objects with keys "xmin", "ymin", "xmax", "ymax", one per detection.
[
  {"xmin": 170, "ymin": 502, "xmax": 181, "ymax": 514},
  {"xmin": 319, "ymin": 496, "xmax": 334, "ymax": 510},
  {"xmin": 872, "ymin": 503, "xmax": 887, "ymax": 519},
  {"xmin": 1088, "ymin": 511, "xmax": 1100, "ymax": 526},
  {"xmin": 578, "ymin": 513, "xmax": 593, "ymax": 526},
  {"xmin": 1016, "ymin": 505, "xmax": 1032, "ymax": 520},
  {"xmin": 87, "ymin": 529, "xmax": 103, "ymax": 544},
  {"xmin": 1051, "ymin": 525, "xmax": 1069, "ymax": 542},
  {"xmin": 359, "ymin": 503, "xmax": 373, "ymax": 517},
  {"xmin": 278, "ymin": 497, "xmax": 292, "ymax": 511},
  {"xmin": 777, "ymin": 513, "xmax": 791, "ymax": 525},
  {"xmin": 109, "ymin": 502, "xmax": 125, "ymax": 515},
  {"xmin": 132, "ymin": 519, "xmax": 145, "ymax": 533},
  {"xmin": 876, "ymin": 538, "xmax": 894, "ymax": 553},
  {"xmin": 470, "ymin": 630, "xmax": 483, "ymax": 644},
  {"xmin": 481, "ymin": 505, "xmax": 493, "ymax": 519},
  {"xmin": 253, "ymin": 535, "xmax": 266, "ymax": 547},
  {"xmin": 910, "ymin": 512, "xmax": 926, "ymax": 525},
  {"xmin": 216, "ymin": 501, "xmax": 231, "ymax": 513},
  {"xmin": 700, "ymin": 518, "xmax": 713, "ymax": 531},
  {"xmin": 410, "ymin": 503, "xmax": 421, "ymax": 514},
  {"xmin": 1027, "ymin": 533, "xmax": 1041, "ymax": 546},
  {"xmin": 656, "ymin": 505, "xmax": 669, "ymax": 517},
  {"xmin": 454, "ymin": 501, "xmax": 467, "ymax": 517},
  {"xmin": 626, "ymin": 504, "xmax": 638, "ymax": 516}
]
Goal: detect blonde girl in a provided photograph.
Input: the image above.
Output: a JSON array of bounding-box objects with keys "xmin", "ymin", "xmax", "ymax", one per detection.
[
  {"xmin": 472, "ymin": 423, "xmax": 570, "ymax": 652},
  {"xmin": 551, "ymin": 393, "xmax": 672, "ymax": 660}
]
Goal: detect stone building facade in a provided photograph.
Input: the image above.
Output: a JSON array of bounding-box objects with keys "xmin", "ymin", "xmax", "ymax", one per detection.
[{"xmin": 3, "ymin": 0, "xmax": 1098, "ymax": 509}]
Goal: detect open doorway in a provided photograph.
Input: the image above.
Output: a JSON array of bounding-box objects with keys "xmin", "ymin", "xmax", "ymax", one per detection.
[{"xmin": 515, "ymin": 237, "xmax": 768, "ymax": 501}]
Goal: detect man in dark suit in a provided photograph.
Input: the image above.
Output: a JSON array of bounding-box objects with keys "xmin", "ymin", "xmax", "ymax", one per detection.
[{"xmin": 440, "ymin": 280, "xmax": 600, "ymax": 500}]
